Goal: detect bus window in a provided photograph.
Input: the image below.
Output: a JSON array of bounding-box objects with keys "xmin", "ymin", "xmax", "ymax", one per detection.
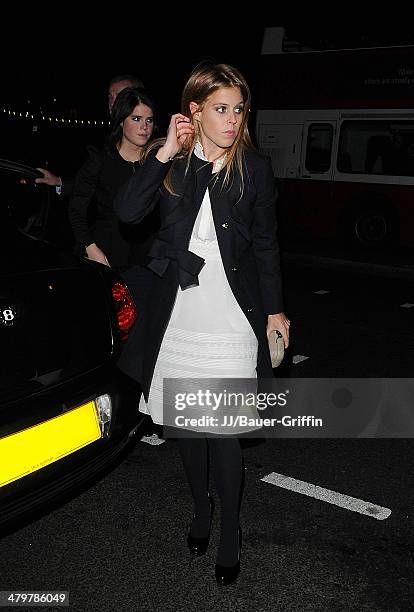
[
  {"xmin": 338, "ymin": 120, "xmax": 414, "ymax": 176},
  {"xmin": 305, "ymin": 124, "xmax": 333, "ymax": 173}
]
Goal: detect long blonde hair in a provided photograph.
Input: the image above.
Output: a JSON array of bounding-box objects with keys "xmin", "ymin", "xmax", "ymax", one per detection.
[{"xmin": 146, "ymin": 63, "xmax": 256, "ymax": 196}]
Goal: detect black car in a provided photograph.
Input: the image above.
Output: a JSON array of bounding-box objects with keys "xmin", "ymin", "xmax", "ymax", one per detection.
[{"xmin": 0, "ymin": 159, "xmax": 143, "ymax": 529}]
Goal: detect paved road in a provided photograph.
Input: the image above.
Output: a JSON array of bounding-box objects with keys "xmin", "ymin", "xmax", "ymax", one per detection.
[
  {"xmin": 1, "ymin": 260, "xmax": 414, "ymax": 611},
  {"xmin": 280, "ymin": 257, "xmax": 414, "ymax": 378}
]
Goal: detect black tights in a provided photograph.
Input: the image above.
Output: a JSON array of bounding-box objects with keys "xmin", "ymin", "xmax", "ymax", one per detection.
[{"xmin": 176, "ymin": 435, "xmax": 243, "ymax": 566}]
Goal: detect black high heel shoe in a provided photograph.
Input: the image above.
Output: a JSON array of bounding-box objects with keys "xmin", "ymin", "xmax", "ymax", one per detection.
[
  {"xmin": 215, "ymin": 527, "xmax": 242, "ymax": 586},
  {"xmin": 187, "ymin": 494, "xmax": 215, "ymax": 556}
]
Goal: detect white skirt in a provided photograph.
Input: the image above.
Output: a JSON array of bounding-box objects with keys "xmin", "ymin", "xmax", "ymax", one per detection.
[{"xmin": 139, "ymin": 234, "xmax": 258, "ymax": 430}]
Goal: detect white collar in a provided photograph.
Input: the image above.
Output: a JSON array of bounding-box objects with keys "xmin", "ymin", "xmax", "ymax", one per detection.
[{"xmin": 194, "ymin": 141, "xmax": 226, "ymax": 174}]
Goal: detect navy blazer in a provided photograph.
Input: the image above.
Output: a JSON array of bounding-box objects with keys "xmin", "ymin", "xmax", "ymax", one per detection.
[{"xmin": 114, "ymin": 148, "xmax": 283, "ymax": 398}]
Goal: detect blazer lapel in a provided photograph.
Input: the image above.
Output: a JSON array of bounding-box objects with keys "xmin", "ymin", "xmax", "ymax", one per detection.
[{"xmin": 162, "ymin": 155, "xmax": 213, "ymax": 229}]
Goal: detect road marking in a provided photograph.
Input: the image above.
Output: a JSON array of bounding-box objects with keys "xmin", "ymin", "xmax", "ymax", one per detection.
[
  {"xmin": 313, "ymin": 289, "xmax": 330, "ymax": 294},
  {"xmin": 261, "ymin": 472, "xmax": 391, "ymax": 520},
  {"xmin": 140, "ymin": 434, "xmax": 165, "ymax": 445},
  {"xmin": 400, "ymin": 303, "xmax": 414, "ymax": 308},
  {"xmin": 292, "ymin": 355, "xmax": 309, "ymax": 364}
]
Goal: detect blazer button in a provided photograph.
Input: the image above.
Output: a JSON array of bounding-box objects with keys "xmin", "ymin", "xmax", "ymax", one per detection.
[
  {"xmin": 221, "ymin": 222, "xmax": 229, "ymax": 229},
  {"xmin": 231, "ymin": 266, "xmax": 238, "ymax": 272}
]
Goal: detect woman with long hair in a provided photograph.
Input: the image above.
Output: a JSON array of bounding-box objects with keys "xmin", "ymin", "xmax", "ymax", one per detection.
[
  {"xmin": 115, "ymin": 64, "xmax": 290, "ymax": 586},
  {"xmin": 68, "ymin": 87, "xmax": 157, "ymax": 269}
]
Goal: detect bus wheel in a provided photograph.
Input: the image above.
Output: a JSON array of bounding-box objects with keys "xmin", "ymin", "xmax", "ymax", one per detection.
[{"xmin": 351, "ymin": 207, "xmax": 397, "ymax": 248}]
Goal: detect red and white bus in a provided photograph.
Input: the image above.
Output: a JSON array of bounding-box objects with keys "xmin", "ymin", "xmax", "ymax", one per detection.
[{"xmin": 256, "ymin": 27, "xmax": 414, "ymax": 249}]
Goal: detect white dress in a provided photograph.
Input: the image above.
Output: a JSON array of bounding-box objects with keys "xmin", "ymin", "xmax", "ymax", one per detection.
[{"xmin": 139, "ymin": 143, "xmax": 259, "ymax": 430}]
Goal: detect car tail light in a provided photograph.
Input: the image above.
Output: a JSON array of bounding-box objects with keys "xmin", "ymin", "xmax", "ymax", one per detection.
[{"xmin": 111, "ymin": 281, "xmax": 137, "ymax": 342}]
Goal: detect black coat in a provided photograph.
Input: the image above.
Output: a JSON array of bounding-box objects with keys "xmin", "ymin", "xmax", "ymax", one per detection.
[
  {"xmin": 68, "ymin": 146, "xmax": 160, "ymax": 268},
  {"xmin": 114, "ymin": 148, "xmax": 284, "ymax": 399}
]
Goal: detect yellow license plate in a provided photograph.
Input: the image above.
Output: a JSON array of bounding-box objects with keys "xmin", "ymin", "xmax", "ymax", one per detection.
[{"xmin": 0, "ymin": 401, "xmax": 102, "ymax": 488}]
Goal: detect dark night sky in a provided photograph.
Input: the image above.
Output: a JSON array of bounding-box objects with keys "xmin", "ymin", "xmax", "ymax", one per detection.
[
  {"xmin": 5, "ymin": 21, "xmax": 414, "ymax": 121},
  {"xmin": 4, "ymin": 22, "xmax": 266, "ymax": 120},
  {"xmin": 0, "ymin": 19, "xmax": 267, "ymax": 167},
  {"xmin": 2, "ymin": 19, "xmax": 413, "ymax": 171}
]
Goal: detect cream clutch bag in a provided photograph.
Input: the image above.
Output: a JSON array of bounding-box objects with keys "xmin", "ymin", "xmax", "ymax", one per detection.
[{"xmin": 269, "ymin": 330, "xmax": 285, "ymax": 368}]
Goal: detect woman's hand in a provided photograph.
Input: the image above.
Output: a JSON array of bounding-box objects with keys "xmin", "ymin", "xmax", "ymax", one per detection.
[
  {"xmin": 85, "ymin": 243, "xmax": 110, "ymax": 267},
  {"xmin": 267, "ymin": 312, "xmax": 290, "ymax": 348},
  {"xmin": 34, "ymin": 168, "xmax": 62, "ymax": 187},
  {"xmin": 156, "ymin": 113, "xmax": 194, "ymax": 163}
]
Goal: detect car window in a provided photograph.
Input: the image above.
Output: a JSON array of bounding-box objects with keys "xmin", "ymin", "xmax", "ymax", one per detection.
[
  {"xmin": 305, "ymin": 124, "xmax": 333, "ymax": 173},
  {"xmin": 1, "ymin": 172, "xmax": 50, "ymax": 239},
  {"xmin": 338, "ymin": 120, "xmax": 414, "ymax": 176}
]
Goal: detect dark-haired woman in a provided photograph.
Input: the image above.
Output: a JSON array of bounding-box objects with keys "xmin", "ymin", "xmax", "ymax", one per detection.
[{"xmin": 68, "ymin": 87, "xmax": 158, "ymax": 268}]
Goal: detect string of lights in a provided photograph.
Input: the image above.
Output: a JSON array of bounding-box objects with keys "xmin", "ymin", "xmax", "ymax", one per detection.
[{"xmin": 2, "ymin": 107, "xmax": 110, "ymax": 127}]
